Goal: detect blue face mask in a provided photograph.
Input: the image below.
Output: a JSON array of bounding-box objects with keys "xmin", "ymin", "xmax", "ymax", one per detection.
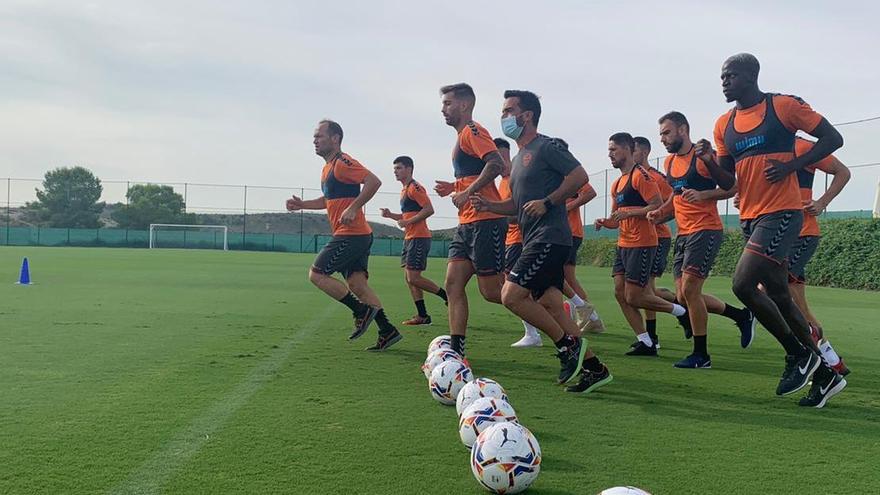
[{"xmin": 501, "ymin": 114, "xmax": 523, "ymax": 140}]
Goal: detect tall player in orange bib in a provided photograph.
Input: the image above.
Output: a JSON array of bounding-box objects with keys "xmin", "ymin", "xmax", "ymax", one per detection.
[
  {"xmin": 712, "ymin": 53, "xmax": 846, "ymax": 407},
  {"xmin": 287, "ymin": 120, "xmax": 402, "ymax": 351},
  {"xmin": 380, "ymin": 156, "xmax": 449, "ymax": 326},
  {"xmin": 434, "ymin": 83, "xmax": 508, "ymax": 356}
]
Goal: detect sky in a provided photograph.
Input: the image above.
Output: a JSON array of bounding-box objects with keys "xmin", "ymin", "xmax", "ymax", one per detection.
[{"xmin": 1, "ymin": 0, "xmax": 878, "ymax": 228}]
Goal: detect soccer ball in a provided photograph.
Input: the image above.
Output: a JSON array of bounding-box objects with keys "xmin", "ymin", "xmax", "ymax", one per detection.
[
  {"xmin": 422, "ymin": 348, "xmax": 464, "ymax": 380},
  {"xmin": 456, "ymin": 378, "xmax": 509, "ymax": 416},
  {"xmin": 427, "ymin": 335, "xmax": 452, "ymax": 355},
  {"xmin": 470, "ymin": 421, "xmax": 541, "ymax": 494},
  {"xmin": 459, "ymin": 397, "xmax": 518, "ymax": 449},
  {"xmin": 429, "ymin": 360, "xmax": 473, "ymax": 405},
  {"xmin": 598, "ymin": 488, "xmax": 652, "ymax": 495}
]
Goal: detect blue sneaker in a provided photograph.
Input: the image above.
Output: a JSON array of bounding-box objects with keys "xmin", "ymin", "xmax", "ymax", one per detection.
[
  {"xmin": 674, "ymin": 353, "xmax": 711, "ymax": 369},
  {"xmin": 736, "ymin": 310, "xmax": 756, "ymax": 349}
]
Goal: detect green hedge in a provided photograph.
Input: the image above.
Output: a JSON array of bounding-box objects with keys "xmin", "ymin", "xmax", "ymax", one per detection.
[{"xmin": 577, "ymin": 218, "xmax": 880, "ymax": 291}]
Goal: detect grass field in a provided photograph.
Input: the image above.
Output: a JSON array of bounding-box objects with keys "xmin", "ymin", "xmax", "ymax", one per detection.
[{"xmin": 1, "ymin": 246, "xmax": 879, "ymax": 494}]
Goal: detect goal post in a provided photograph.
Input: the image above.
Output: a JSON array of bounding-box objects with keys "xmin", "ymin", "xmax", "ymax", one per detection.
[{"xmin": 149, "ymin": 224, "xmax": 228, "ymax": 251}]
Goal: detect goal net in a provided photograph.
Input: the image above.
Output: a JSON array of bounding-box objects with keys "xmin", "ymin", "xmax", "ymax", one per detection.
[{"xmin": 149, "ymin": 224, "xmax": 228, "ymax": 251}]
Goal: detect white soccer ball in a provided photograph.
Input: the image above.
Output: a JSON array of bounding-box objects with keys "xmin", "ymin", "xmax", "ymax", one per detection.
[
  {"xmin": 456, "ymin": 378, "xmax": 509, "ymax": 416},
  {"xmin": 470, "ymin": 421, "xmax": 541, "ymax": 494},
  {"xmin": 427, "ymin": 335, "xmax": 452, "ymax": 355},
  {"xmin": 459, "ymin": 397, "xmax": 518, "ymax": 449},
  {"xmin": 422, "ymin": 348, "xmax": 464, "ymax": 380},
  {"xmin": 429, "ymin": 360, "xmax": 473, "ymax": 405},
  {"xmin": 599, "ymin": 488, "xmax": 652, "ymax": 495}
]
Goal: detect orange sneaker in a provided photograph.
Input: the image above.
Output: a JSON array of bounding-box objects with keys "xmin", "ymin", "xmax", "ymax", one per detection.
[{"xmin": 402, "ymin": 315, "xmax": 432, "ymax": 326}]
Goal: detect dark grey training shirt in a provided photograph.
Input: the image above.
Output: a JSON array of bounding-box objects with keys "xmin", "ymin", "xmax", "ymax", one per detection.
[{"xmin": 510, "ymin": 134, "xmax": 580, "ymax": 246}]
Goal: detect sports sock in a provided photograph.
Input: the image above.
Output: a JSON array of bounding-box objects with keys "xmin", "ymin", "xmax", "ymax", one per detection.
[
  {"xmin": 637, "ymin": 332, "xmax": 653, "ymax": 347},
  {"xmin": 819, "ymin": 340, "xmax": 841, "ymax": 366},
  {"xmin": 451, "ymin": 335, "xmax": 466, "ymax": 356},
  {"xmin": 780, "ymin": 333, "xmax": 809, "ymax": 357},
  {"xmin": 375, "ymin": 309, "xmax": 395, "ymax": 333},
  {"xmin": 694, "ymin": 335, "xmax": 708, "ymax": 356},
  {"xmin": 589, "ymin": 311, "xmax": 601, "ymax": 321},
  {"xmin": 721, "ymin": 304, "xmax": 749, "ymax": 322},
  {"xmin": 414, "ymin": 299, "xmax": 428, "ymax": 317},
  {"xmin": 339, "ymin": 292, "xmax": 366, "ymax": 313},
  {"xmin": 554, "ymin": 334, "xmax": 576, "ymax": 350},
  {"xmin": 646, "ymin": 319, "xmax": 658, "ymax": 344},
  {"xmin": 436, "ymin": 288, "xmax": 448, "ymax": 304},
  {"xmin": 522, "ymin": 320, "xmax": 540, "ymax": 338},
  {"xmin": 584, "ymin": 356, "xmax": 603, "ymax": 373},
  {"xmin": 568, "ymin": 294, "xmax": 586, "ymax": 308},
  {"xmin": 670, "ymin": 303, "xmax": 687, "ymax": 317}
]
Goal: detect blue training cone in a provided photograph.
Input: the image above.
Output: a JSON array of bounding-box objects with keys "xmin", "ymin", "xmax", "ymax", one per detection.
[{"xmin": 17, "ymin": 257, "xmax": 31, "ymax": 285}]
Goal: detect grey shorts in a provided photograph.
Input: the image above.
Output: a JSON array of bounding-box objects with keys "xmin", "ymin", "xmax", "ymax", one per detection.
[
  {"xmin": 651, "ymin": 237, "xmax": 672, "ymax": 277},
  {"xmin": 312, "ymin": 234, "xmax": 372, "ymax": 279},
  {"xmin": 673, "ymin": 230, "xmax": 723, "ymax": 280},
  {"xmin": 566, "ymin": 236, "xmax": 583, "ymax": 266},
  {"xmin": 504, "ymin": 242, "xmax": 523, "ymax": 274},
  {"xmin": 507, "ymin": 242, "xmax": 569, "ymax": 299},
  {"xmin": 740, "ymin": 210, "xmax": 804, "ymax": 266},
  {"xmin": 448, "ymin": 217, "xmax": 508, "ymax": 276},
  {"xmin": 612, "ymin": 246, "xmax": 656, "ymax": 288},
  {"xmin": 401, "ymin": 237, "xmax": 431, "ymax": 272},
  {"xmin": 788, "ymin": 235, "xmax": 820, "ymax": 284}
]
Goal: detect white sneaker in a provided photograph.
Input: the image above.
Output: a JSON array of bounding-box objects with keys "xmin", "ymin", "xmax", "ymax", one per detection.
[
  {"xmin": 510, "ymin": 334, "xmax": 543, "ymax": 348},
  {"xmin": 575, "ymin": 302, "xmax": 595, "ymax": 326}
]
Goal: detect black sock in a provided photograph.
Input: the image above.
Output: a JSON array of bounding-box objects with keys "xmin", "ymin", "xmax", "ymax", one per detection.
[
  {"xmin": 436, "ymin": 288, "xmax": 448, "ymax": 304},
  {"xmin": 339, "ymin": 292, "xmax": 365, "ymax": 313},
  {"xmin": 451, "ymin": 335, "xmax": 466, "ymax": 356},
  {"xmin": 646, "ymin": 319, "xmax": 658, "ymax": 343},
  {"xmin": 721, "ymin": 304, "xmax": 749, "ymax": 322},
  {"xmin": 780, "ymin": 332, "xmax": 808, "ymax": 357},
  {"xmin": 375, "ymin": 309, "xmax": 395, "ymax": 333},
  {"xmin": 554, "ymin": 334, "xmax": 575, "ymax": 350},
  {"xmin": 414, "ymin": 299, "xmax": 428, "ymax": 317},
  {"xmin": 694, "ymin": 335, "xmax": 708, "ymax": 356},
  {"xmin": 584, "ymin": 356, "xmax": 603, "ymax": 372}
]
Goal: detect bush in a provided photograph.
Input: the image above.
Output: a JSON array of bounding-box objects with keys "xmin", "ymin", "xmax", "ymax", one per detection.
[{"xmin": 577, "ymin": 218, "xmax": 880, "ymax": 291}]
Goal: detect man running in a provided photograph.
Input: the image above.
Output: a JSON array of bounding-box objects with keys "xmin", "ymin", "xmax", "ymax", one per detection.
[
  {"xmin": 497, "ymin": 137, "xmax": 544, "ymax": 348},
  {"xmin": 789, "ymin": 136, "xmax": 851, "ymax": 375},
  {"xmin": 379, "ymin": 155, "xmax": 448, "ymax": 326},
  {"xmin": 646, "ymin": 111, "xmax": 756, "ymax": 368},
  {"xmin": 472, "ymin": 89, "xmax": 612, "ymax": 393},
  {"xmin": 287, "ymin": 120, "xmax": 402, "ymax": 351},
  {"xmin": 712, "ymin": 53, "xmax": 846, "ymax": 407},
  {"xmin": 633, "ymin": 136, "xmax": 679, "ymax": 345},
  {"xmin": 563, "ymin": 181, "xmax": 606, "ymax": 333},
  {"xmin": 596, "ymin": 133, "xmax": 688, "ymax": 357},
  {"xmin": 434, "ymin": 83, "xmax": 507, "ymax": 356}
]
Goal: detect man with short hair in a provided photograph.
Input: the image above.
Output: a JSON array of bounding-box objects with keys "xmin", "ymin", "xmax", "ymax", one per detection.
[
  {"xmin": 596, "ymin": 133, "xmax": 689, "ymax": 357},
  {"xmin": 646, "ymin": 111, "xmax": 756, "ymax": 368},
  {"xmin": 380, "ymin": 156, "xmax": 448, "ymax": 326},
  {"xmin": 789, "ymin": 136, "xmax": 851, "ymax": 375},
  {"xmin": 497, "ymin": 137, "xmax": 544, "ymax": 348},
  {"xmin": 434, "ymin": 83, "xmax": 508, "ymax": 356},
  {"xmin": 472, "ymin": 90, "xmax": 612, "ymax": 393},
  {"xmin": 712, "ymin": 53, "xmax": 846, "ymax": 406},
  {"xmin": 287, "ymin": 120, "xmax": 402, "ymax": 351}
]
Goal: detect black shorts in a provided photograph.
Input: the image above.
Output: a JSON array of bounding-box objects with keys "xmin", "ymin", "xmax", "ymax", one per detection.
[
  {"xmin": 651, "ymin": 237, "xmax": 672, "ymax": 277},
  {"xmin": 401, "ymin": 237, "xmax": 431, "ymax": 272},
  {"xmin": 740, "ymin": 210, "xmax": 803, "ymax": 266},
  {"xmin": 507, "ymin": 242, "xmax": 569, "ymax": 299},
  {"xmin": 788, "ymin": 235, "xmax": 820, "ymax": 284},
  {"xmin": 504, "ymin": 242, "xmax": 522, "ymax": 274},
  {"xmin": 566, "ymin": 236, "xmax": 583, "ymax": 266},
  {"xmin": 612, "ymin": 246, "xmax": 656, "ymax": 288},
  {"xmin": 673, "ymin": 230, "xmax": 723, "ymax": 280},
  {"xmin": 448, "ymin": 217, "xmax": 507, "ymax": 276},
  {"xmin": 312, "ymin": 234, "xmax": 372, "ymax": 279}
]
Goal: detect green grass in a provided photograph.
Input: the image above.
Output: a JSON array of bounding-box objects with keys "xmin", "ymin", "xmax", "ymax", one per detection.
[{"xmin": 1, "ymin": 246, "xmax": 879, "ymax": 494}]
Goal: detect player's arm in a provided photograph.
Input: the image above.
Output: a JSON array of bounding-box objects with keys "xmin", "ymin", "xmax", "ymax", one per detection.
[
  {"xmin": 695, "ymin": 139, "xmax": 736, "ymax": 190},
  {"xmin": 596, "ymin": 187, "xmax": 619, "ymax": 230},
  {"xmin": 349, "ymin": 171, "xmax": 381, "ymax": 210},
  {"xmin": 647, "ymin": 194, "xmax": 675, "ymax": 224},
  {"xmin": 379, "ymin": 208, "xmax": 403, "ymax": 221},
  {"xmin": 612, "ymin": 173, "xmax": 661, "ymax": 221},
  {"xmin": 455, "ymin": 151, "xmax": 503, "ymax": 207},
  {"xmin": 766, "ymin": 101, "xmax": 844, "ymax": 182},
  {"xmin": 807, "ymin": 157, "xmax": 851, "ymax": 216},
  {"xmin": 399, "ymin": 203, "xmax": 434, "ymax": 226},
  {"xmin": 566, "ymin": 184, "xmax": 596, "ymax": 211},
  {"xmin": 286, "ymin": 195, "xmax": 326, "ymax": 211},
  {"xmin": 470, "ymin": 194, "xmax": 516, "ymax": 216},
  {"xmin": 682, "ymin": 183, "xmax": 737, "ymax": 203}
]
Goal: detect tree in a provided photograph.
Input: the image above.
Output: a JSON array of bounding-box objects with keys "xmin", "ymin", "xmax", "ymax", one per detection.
[
  {"xmin": 26, "ymin": 166, "xmax": 104, "ymax": 228},
  {"xmin": 112, "ymin": 184, "xmax": 195, "ymax": 229}
]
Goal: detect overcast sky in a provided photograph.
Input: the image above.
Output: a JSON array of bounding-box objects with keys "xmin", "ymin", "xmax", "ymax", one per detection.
[{"xmin": 1, "ymin": 0, "xmax": 878, "ymax": 228}]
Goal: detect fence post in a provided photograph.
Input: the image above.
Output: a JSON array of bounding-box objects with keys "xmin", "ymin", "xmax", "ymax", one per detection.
[
  {"xmin": 67, "ymin": 228, "xmax": 71, "ymax": 246},
  {"xmin": 184, "ymin": 182, "xmax": 188, "ymax": 213},
  {"xmin": 299, "ymin": 187, "xmax": 305, "ymax": 253},
  {"xmin": 242, "ymin": 185, "xmax": 248, "ymax": 250}
]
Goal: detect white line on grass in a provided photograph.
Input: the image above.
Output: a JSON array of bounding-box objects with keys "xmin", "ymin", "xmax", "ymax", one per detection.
[{"xmin": 107, "ymin": 306, "xmax": 336, "ymax": 495}]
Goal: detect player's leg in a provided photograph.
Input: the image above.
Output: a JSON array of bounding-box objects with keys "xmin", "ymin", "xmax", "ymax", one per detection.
[
  {"xmin": 403, "ymin": 269, "xmax": 430, "ymax": 326},
  {"xmin": 674, "ymin": 273, "xmax": 712, "ymax": 368},
  {"xmin": 446, "ymin": 225, "xmax": 476, "ymax": 355},
  {"xmin": 472, "ymin": 218, "xmax": 507, "ymax": 305},
  {"xmin": 506, "ymin": 242, "xmax": 542, "ymax": 347},
  {"xmin": 644, "ymin": 277, "xmax": 658, "ymax": 347},
  {"xmin": 405, "ymin": 238, "xmax": 448, "ymax": 303}
]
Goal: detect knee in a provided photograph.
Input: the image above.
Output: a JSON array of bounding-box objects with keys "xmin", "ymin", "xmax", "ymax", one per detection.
[
  {"xmin": 308, "ymin": 269, "xmax": 323, "ymax": 286},
  {"xmin": 614, "ymin": 286, "xmax": 627, "ymax": 305},
  {"xmin": 625, "ymin": 291, "xmax": 642, "ymax": 307},
  {"xmin": 405, "ymin": 271, "xmax": 418, "ymax": 285},
  {"xmin": 731, "ymin": 276, "xmax": 755, "ymax": 302},
  {"xmin": 479, "ymin": 283, "xmax": 500, "ymax": 302},
  {"xmin": 681, "ymin": 280, "xmax": 701, "ymax": 303},
  {"xmin": 500, "ymin": 284, "xmax": 523, "ymax": 309}
]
